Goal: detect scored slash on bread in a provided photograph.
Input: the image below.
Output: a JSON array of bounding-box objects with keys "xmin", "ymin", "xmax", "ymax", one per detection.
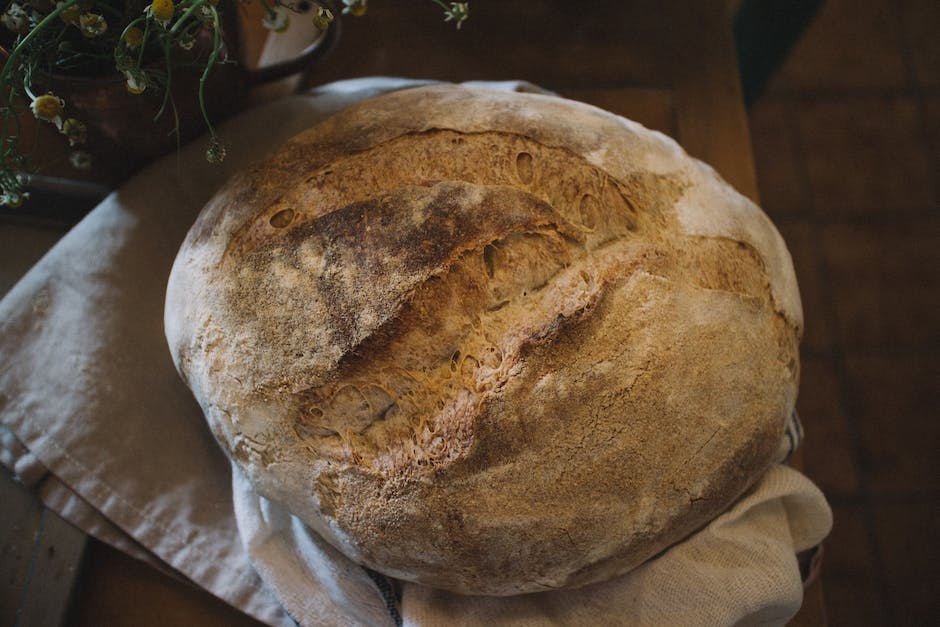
[{"xmin": 165, "ymin": 85, "xmax": 802, "ymax": 595}]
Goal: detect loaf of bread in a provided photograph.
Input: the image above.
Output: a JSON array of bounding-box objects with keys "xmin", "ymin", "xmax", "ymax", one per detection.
[{"xmin": 165, "ymin": 85, "xmax": 803, "ymax": 596}]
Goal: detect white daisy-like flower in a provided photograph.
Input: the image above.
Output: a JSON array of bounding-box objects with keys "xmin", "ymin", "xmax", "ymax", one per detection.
[
  {"xmin": 1, "ymin": 3, "xmax": 29, "ymax": 34},
  {"xmin": 69, "ymin": 151, "xmax": 93, "ymax": 171},
  {"xmin": 147, "ymin": 0, "xmax": 175, "ymax": 27},
  {"xmin": 78, "ymin": 12, "xmax": 108, "ymax": 38},
  {"xmin": 30, "ymin": 93, "xmax": 65, "ymax": 128},
  {"xmin": 124, "ymin": 71, "xmax": 147, "ymax": 95},
  {"xmin": 342, "ymin": 0, "xmax": 367, "ymax": 17}
]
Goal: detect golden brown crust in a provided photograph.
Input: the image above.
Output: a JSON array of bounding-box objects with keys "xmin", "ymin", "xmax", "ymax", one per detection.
[{"xmin": 165, "ymin": 85, "xmax": 802, "ymax": 595}]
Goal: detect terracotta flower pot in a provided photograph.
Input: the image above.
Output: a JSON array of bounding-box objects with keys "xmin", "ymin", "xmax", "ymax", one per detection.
[
  {"xmin": 2, "ymin": 3, "xmax": 338, "ymax": 187},
  {"xmin": 36, "ymin": 55, "xmax": 245, "ymax": 182}
]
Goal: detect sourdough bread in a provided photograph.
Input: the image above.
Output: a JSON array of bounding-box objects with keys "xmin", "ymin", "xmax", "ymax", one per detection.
[{"xmin": 165, "ymin": 85, "xmax": 802, "ymax": 595}]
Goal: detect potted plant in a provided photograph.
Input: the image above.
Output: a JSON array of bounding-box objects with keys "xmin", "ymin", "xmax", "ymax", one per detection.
[{"xmin": 0, "ymin": 0, "xmax": 470, "ymax": 207}]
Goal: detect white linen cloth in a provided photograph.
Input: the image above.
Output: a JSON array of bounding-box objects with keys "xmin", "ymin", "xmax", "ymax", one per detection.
[{"xmin": 0, "ymin": 77, "xmax": 831, "ymax": 627}]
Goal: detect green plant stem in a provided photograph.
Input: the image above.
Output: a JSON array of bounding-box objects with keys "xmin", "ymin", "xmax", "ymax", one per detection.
[
  {"xmin": 117, "ymin": 16, "xmax": 147, "ymax": 48},
  {"xmin": 155, "ymin": 35, "xmax": 174, "ymax": 123},
  {"xmin": 139, "ymin": 20, "xmax": 152, "ymax": 67},
  {"xmin": 20, "ymin": 64, "xmax": 37, "ymax": 100},
  {"xmin": 198, "ymin": 4, "xmax": 222, "ymax": 141},
  {"xmin": 177, "ymin": 18, "xmax": 205, "ymax": 39},
  {"xmin": 170, "ymin": 0, "xmax": 210, "ymax": 36},
  {"xmin": 113, "ymin": 16, "xmax": 149, "ymax": 71}
]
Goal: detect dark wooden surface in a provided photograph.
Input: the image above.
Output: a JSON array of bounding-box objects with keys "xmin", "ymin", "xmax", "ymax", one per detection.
[
  {"xmin": 2, "ymin": 1, "xmax": 825, "ymax": 625},
  {"xmin": 309, "ymin": 0, "xmax": 759, "ymax": 200}
]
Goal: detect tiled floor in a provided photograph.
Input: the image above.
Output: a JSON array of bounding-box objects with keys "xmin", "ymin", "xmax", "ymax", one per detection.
[{"xmin": 747, "ymin": 0, "xmax": 939, "ymax": 623}]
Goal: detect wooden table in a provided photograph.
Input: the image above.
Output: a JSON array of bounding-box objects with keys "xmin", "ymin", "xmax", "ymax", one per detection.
[{"xmin": 1, "ymin": 1, "xmax": 824, "ymax": 624}]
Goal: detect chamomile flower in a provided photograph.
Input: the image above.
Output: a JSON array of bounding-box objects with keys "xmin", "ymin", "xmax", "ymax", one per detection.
[
  {"xmin": 178, "ymin": 32, "xmax": 195, "ymax": 50},
  {"xmin": 61, "ymin": 118, "xmax": 87, "ymax": 147},
  {"xmin": 206, "ymin": 137, "xmax": 226, "ymax": 163},
  {"xmin": 56, "ymin": 1, "xmax": 81, "ymax": 25},
  {"xmin": 148, "ymin": 0, "xmax": 175, "ymax": 27},
  {"xmin": 342, "ymin": 0, "xmax": 367, "ymax": 17},
  {"xmin": 0, "ymin": 189, "xmax": 28, "ymax": 208},
  {"xmin": 30, "ymin": 93, "xmax": 65, "ymax": 127},
  {"xmin": 1, "ymin": 3, "xmax": 29, "ymax": 35},
  {"xmin": 312, "ymin": 5, "xmax": 334, "ymax": 31},
  {"xmin": 124, "ymin": 70, "xmax": 148, "ymax": 94},
  {"xmin": 444, "ymin": 2, "xmax": 469, "ymax": 29},
  {"xmin": 123, "ymin": 26, "xmax": 144, "ymax": 49},
  {"xmin": 69, "ymin": 151, "xmax": 92, "ymax": 170},
  {"xmin": 78, "ymin": 13, "xmax": 107, "ymax": 38}
]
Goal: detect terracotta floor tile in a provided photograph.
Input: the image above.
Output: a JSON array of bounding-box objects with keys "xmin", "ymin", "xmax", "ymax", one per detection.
[
  {"xmin": 819, "ymin": 219, "xmax": 940, "ymax": 351},
  {"xmin": 776, "ymin": 222, "xmax": 833, "ymax": 354},
  {"xmin": 796, "ymin": 358, "xmax": 860, "ymax": 497},
  {"xmin": 797, "ymin": 97, "xmax": 934, "ymax": 215},
  {"xmin": 776, "ymin": 0, "xmax": 908, "ymax": 90},
  {"xmin": 822, "ymin": 504, "xmax": 888, "ymax": 626},
  {"xmin": 899, "ymin": 0, "xmax": 940, "ymax": 88},
  {"xmin": 749, "ymin": 99, "xmax": 809, "ymax": 216},
  {"xmin": 872, "ymin": 501, "xmax": 940, "ymax": 624},
  {"xmin": 845, "ymin": 354, "xmax": 940, "ymax": 495}
]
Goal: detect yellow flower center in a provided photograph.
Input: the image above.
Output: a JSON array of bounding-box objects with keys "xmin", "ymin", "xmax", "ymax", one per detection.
[
  {"xmin": 124, "ymin": 26, "xmax": 144, "ymax": 48},
  {"xmin": 78, "ymin": 13, "xmax": 107, "ymax": 38},
  {"xmin": 32, "ymin": 94, "xmax": 63, "ymax": 121},
  {"xmin": 343, "ymin": 0, "xmax": 368, "ymax": 17},
  {"xmin": 312, "ymin": 7, "xmax": 334, "ymax": 31},
  {"xmin": 124, "ymin": 72, "xmax": 147, "ymax": 95},
  {"xmin": 61, "ymin": 118, "xmax": 87, "ymax": 146},
  {"xmin": 151, "ymin": 0, "xmax": 175, "ymax": 24},
  {"xmin": 59, "ymin": 5, "xmax": 81, "ymax": 26}
]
